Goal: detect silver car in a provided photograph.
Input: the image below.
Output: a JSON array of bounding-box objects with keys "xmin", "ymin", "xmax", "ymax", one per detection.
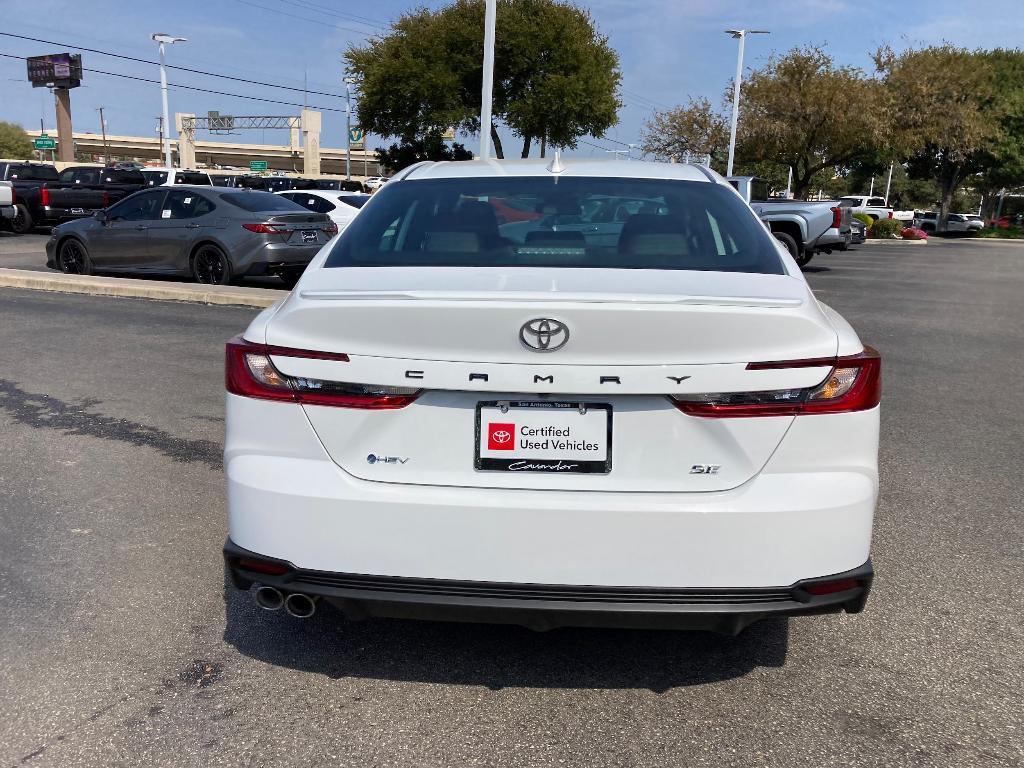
[{"xmin": 45, "ymin": 187, "xmax": 336, "ymax": 286}]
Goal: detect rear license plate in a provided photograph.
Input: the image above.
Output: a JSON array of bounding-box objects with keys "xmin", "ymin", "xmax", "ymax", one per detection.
[
  {"xmin": 475, "ymin": 401, "xmax": 612, "ymax": 474},
  {"xmin": 300, "ymin": 230, "xmax": 317, "ymax": 243},
  {"xmin": 70, "ymin": 208, "xmax": 85, "ymax": 215}
]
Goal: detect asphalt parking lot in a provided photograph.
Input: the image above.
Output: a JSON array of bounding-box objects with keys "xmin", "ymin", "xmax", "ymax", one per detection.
[{"xmin": 1, "ymin": 239, "xmax": 1022, "ymax": 767}]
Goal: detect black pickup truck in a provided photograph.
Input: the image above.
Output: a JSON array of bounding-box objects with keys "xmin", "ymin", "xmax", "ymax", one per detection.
[
  {"xmin": 0, "ymin": 162, "xmax": 125, "ymax": 234},
  {"xmin": 58, "ymin": 166, "xmax": 146, "ymax": 206}
]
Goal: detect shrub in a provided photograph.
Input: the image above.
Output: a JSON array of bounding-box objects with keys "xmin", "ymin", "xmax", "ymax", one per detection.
[
  {"xmin": 852, "ymin": 212, "xmax": 874, "ymax": 227},
  {"xmin": 868, "ymin": 218, "xmax": 903, "ymax": 239},
  {"xmin": 901, "ymin": 227, "xmax": 928, "ymax": 240}
]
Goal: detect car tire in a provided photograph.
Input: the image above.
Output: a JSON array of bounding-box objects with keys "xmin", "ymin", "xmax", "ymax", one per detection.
[
  {"xmin": 278, "ymin": 269, "xmax": 303, "ymax": 290},
  {"xmin": 773, "ymin": 231, "xmax": 810, "ymax": 266},
  {"xmin": 191, "ymin": 244, "xmax": 234, "ymax": 285},
  {"xmin": 11, "ymin": 203, "xmax": 33, "ymax": 235},
  {"xmin": 57, "ymin": 238, "xmax": 93, "ymax": 275}
]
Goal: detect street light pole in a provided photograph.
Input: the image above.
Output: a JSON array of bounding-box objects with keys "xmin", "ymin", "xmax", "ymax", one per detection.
[
  {"xmin": 479, "ymin": 0, "xmax": 497, "ymax": 159},
  {"xmin": 151, "ymin": 33, "xmax": 187, "ymax": 168},
  {"xmin": 725, "ymin": 29, "xmax": 768, "ymax": 178},
  {"xmin": 97, "ymin": 106, "xmax": 108, "ymax": 163},
  {"xmin": 344, "ymin": 78, "xmax": 356, "ymax": 181}
]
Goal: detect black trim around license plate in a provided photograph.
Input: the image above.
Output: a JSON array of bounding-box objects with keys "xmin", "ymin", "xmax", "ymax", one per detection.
[{"xmin": 474, "ymin": 401, "xmax": 612, "ymax": 474}]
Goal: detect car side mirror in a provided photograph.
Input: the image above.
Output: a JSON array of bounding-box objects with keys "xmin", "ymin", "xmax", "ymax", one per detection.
[{"xmin": 93, "ymin": 210, "xmax": 108, "ymax": 223}]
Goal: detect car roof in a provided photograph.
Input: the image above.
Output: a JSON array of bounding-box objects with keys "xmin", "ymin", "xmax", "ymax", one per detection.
[{"xmin": 398, "ymin": 158, "xmax": 716, "ymax": 183}]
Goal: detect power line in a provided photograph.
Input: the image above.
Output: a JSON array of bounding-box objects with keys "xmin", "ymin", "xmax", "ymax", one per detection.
[
  {"xmin": 232, "ymin": 0, "xmax": 382, "ymax": 36},
  {"xmin": 622, "ymin": 88, "xmax": 673, "ymax": 111},
  {"xmin": 0, "ymin": 31, "xmax": 346, "ymax": 99},
  {"xmin": 0, "ymin": 52, "xmax": 344, "ymax": 112},
  {"xmin": 275, "ymin": 0, "xmax": 389, "ymax": 30}
]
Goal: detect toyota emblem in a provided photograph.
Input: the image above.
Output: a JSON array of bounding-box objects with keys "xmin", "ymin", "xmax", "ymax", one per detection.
[
  {"xmin": 519, "ymin": 318, "xmax": 569, "ymax": 352},
  {"xmin": 492, "ymin": 429, "xmax": 512, "ymax": 444}
]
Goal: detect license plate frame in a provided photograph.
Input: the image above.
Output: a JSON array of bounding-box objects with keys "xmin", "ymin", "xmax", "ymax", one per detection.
[{"xmin": 474, "ymin": 400, "xmax": 613, "ymax": 474}]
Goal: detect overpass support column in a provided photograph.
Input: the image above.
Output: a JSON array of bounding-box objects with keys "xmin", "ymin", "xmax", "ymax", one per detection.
[
  {"xmin": 176, "ymin": 113, "xmax": 196, "ymax": 168},
  {"xmin": 301, "ymin": 109, "xmax": 321, "ymax": 177}
]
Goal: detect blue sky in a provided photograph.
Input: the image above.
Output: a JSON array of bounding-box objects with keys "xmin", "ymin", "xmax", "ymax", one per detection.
[{"xmin": 2, "ymin": 0, "xmax": 1023, "ymax": 158}]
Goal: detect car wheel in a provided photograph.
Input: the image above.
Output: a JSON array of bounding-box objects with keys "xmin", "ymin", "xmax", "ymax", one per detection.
[
  {"xmin": 192, "ymin": 244, "xmax": 233, "ymax": 285},
  {"xmin": 278, "ymin": 269, "xmax": 303, "ymax": 289},
  {"xmin": 772, "ymin": 231, "xmax": 808, "ymax": 265},
  {"xmin": 11, "ymin": 204, "xmax": 33, "ymax": 235},
  {"xmin": 57, "ymin": 238, "xmax": 93, "ymax": 275}
]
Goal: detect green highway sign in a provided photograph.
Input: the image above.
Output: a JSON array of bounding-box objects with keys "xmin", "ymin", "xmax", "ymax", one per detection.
[
  {"xmin": 34, "ymin": 135, "xmax": 56, "ymax": 150},
  {"xmin": 249, "ymin": 160, "xmax": 268, "ymax": 172}
]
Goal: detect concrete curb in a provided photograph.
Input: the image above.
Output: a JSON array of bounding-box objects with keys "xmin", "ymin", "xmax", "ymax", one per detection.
[
  {"xmin": 864, "ymin": 238, "xmax": 928, "ymax": 245},
  {"xmin": 0, "ymin": 268, "xmax": 286, "ymax": 308}
]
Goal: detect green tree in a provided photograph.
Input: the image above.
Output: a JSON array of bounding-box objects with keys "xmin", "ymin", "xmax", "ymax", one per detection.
[
  {"xmin": 640, "ymin": 97, "xmax": 729, "ymax": 169},
  {"xmin": 734, "ymin": 46, "xmax": 890, "ymax": 199},
  {"xmin": 376, "ymin": 134, "xmax": 474, "ymax": 174},
  {"xmin": 875, "ymin": 45, "xmax": 1001, "ymax": 228},
  {"xmin": 0, "ymin": 121, "xmax": 33, "ymax": 159},
  {"xmin": 973, "ymin": 49, "xmax": 1024, "ymax": 218},
  {"xmin": 346, "ymin": 0, "xmax": 621, "ymax": 159}
]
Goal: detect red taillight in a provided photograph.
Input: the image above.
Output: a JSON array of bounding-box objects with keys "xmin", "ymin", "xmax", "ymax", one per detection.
[
  {"xmin": 671, "ymin": 347, "xmax": 881, "ymax": 417},
  {"xmin": 40, "ymin": 187, "xmax": 50, "ymax": 206},
  {"xmin": 830, "ymin": 206, "xmax": 842, "ymax": 229},
  {"xmin": 102, "ymin": 191, "xmax": 110, "ymax": 207},
  {"xmin": 225, "ymin": 335, "xmax": 420, "ymax": 409},
  {"xmin": 887, "ymin": 211, "xmax": 893, "ymax": 219},
  {"xmin": 323, "ymin": 221, "xmax": 339, "ymax": 236},
  {"xmin": 804, "ymin": 578, "xmax": 859, "ymax": 595},
  {"xmin": 242, "ymin": 223, "xmax": 288, "ymax": 236}
]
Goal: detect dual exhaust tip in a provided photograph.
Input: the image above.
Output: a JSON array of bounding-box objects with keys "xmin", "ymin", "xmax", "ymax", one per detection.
[{"xmin": 254, "ymin": 585, "xmax": 317, "ymax": 618}]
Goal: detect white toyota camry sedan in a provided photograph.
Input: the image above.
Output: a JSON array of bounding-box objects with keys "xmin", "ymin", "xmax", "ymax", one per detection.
[{"xmin": 223, "ymin": 158, "xmax": 880, "ymax": 634}]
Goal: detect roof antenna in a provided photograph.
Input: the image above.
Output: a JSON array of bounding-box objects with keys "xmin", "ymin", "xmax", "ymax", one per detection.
[{"xmin": 546, "ymin": 149, "xmax": 565, "ymax": 174}]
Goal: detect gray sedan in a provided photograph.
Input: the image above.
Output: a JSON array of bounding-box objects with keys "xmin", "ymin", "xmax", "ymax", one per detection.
[{"xmin": 45, "ymin": 187, "xmax": 336, "ymax": 286}]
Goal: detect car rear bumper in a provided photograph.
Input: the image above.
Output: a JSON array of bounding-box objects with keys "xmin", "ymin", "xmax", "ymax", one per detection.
[
  {"xmin": 224, "ymin": 538, "xmax": 873, "ymax": 633},
  {"xmin": 41, "ymin": 206, "xmax": 99, "ymax": 225},
  {"xmin": 237, "ymin": 243, "xmax": 326, "ymax": 276}
]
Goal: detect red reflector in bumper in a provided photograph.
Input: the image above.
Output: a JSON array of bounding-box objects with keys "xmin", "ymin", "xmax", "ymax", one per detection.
[
  {"xmin": 803, "ymin": 578, "xmax": 859, "ymax": 595},
  {"xmin": 236, "ymin": 558, "xmax": 290, "ymax": 576}
]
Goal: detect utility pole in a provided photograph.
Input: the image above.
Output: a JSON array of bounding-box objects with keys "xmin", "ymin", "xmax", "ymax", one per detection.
[
  {"xmin": 97, "ymin": 107, "xmax": 109, "ymax": 163},
  {"xmin": 883, "ymin": 161, "xmax": 894, "ymax": 205},
  {"xmin": 156, "ymin": 116, "xmax": 164, "ymax": 160},
  {"xmin": 725, "ymin": 29, "xmax": 769, "ymax": 177},
  {"xmin": 343, "ymin": 77, "xmax": 356, "ymax": 180},
  {"xmin": 479, "ymin": 0, "xmax": 497, "ymax": 159},
  {"xmin": 151, "ymin": 33, "xmax": 187, "ymax": 167}
]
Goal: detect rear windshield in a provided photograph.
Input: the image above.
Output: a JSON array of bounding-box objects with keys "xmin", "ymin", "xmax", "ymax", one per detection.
[
  {"xmin": 7, "ymin": 164, "xmax": 59, "ymax": 181},
  {"xmin": 175, "ymin": 172, "xmax": 210, "ymax": 185},
  {"xmin": 142, "ymin": 171, "xmax": 168, "ymax": 186},
  {"xmin": 324, "ymin": 177, "xmax": 784, "ymax": 274},
  {"xmin": 221, "ymin": 191, "xmax": 307, "ymax": 212},
  {"xmin": 339, "ymin": 195, "xmax": 369, "ymax": 208}
]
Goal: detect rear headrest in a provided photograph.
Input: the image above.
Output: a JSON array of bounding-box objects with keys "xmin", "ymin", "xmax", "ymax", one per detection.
[
  {"xmin": 453, "ymin": 200, "xmax": 500, "ymax": 237},
  {"xmin": 524, "ymin": 230, "xmax": 586, "ymax": 246},
  {"xmin": 424, "ymin": 230, "xmax": 480, "ymax": 253},
  {"xmin": 619, "ymin": 214, "xmax": 688, "ymax": 257}
]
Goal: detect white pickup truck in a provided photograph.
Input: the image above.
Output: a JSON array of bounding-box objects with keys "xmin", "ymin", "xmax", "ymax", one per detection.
[
  {"xmin": 838, "ymin": 195, "xmax": 894, "ymax": 222},
  {"xmin": 0, "ymin": 181, "xmax": 14, "ymax": 223}
]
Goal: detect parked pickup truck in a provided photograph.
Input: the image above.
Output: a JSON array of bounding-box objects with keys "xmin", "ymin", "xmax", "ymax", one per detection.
[
  {"xmin": 837, "ymin": 195, "xmax": 894, "ymax": 222},
  {"xmin": 728, "ymin": 176, "xmax": 851, "ymax": 267},
  {"xmin": 0, "ymin": 181, "xmax": 14, "ymax": 223},
  {"xmin": 0, "ymin": 162, "xmax": 111, "ymax": 234},
  {"xmin": 57, "ymin": 165, "xmax": 146, "ymax": 206}
]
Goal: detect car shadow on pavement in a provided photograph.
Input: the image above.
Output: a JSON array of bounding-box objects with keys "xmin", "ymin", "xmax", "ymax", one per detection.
[{"xmin": 223, "ymin": 585, "xmax": 788, "ymax": 692}]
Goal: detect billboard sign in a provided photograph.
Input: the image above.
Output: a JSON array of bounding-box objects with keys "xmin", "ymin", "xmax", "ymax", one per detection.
[
  {"xmin": 348, "ymin": 127, "xmax": 365, "ymax": 150},
  {"xmin": 26, "ymin": 53, "xmax": 83, "ymax": 89}
]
